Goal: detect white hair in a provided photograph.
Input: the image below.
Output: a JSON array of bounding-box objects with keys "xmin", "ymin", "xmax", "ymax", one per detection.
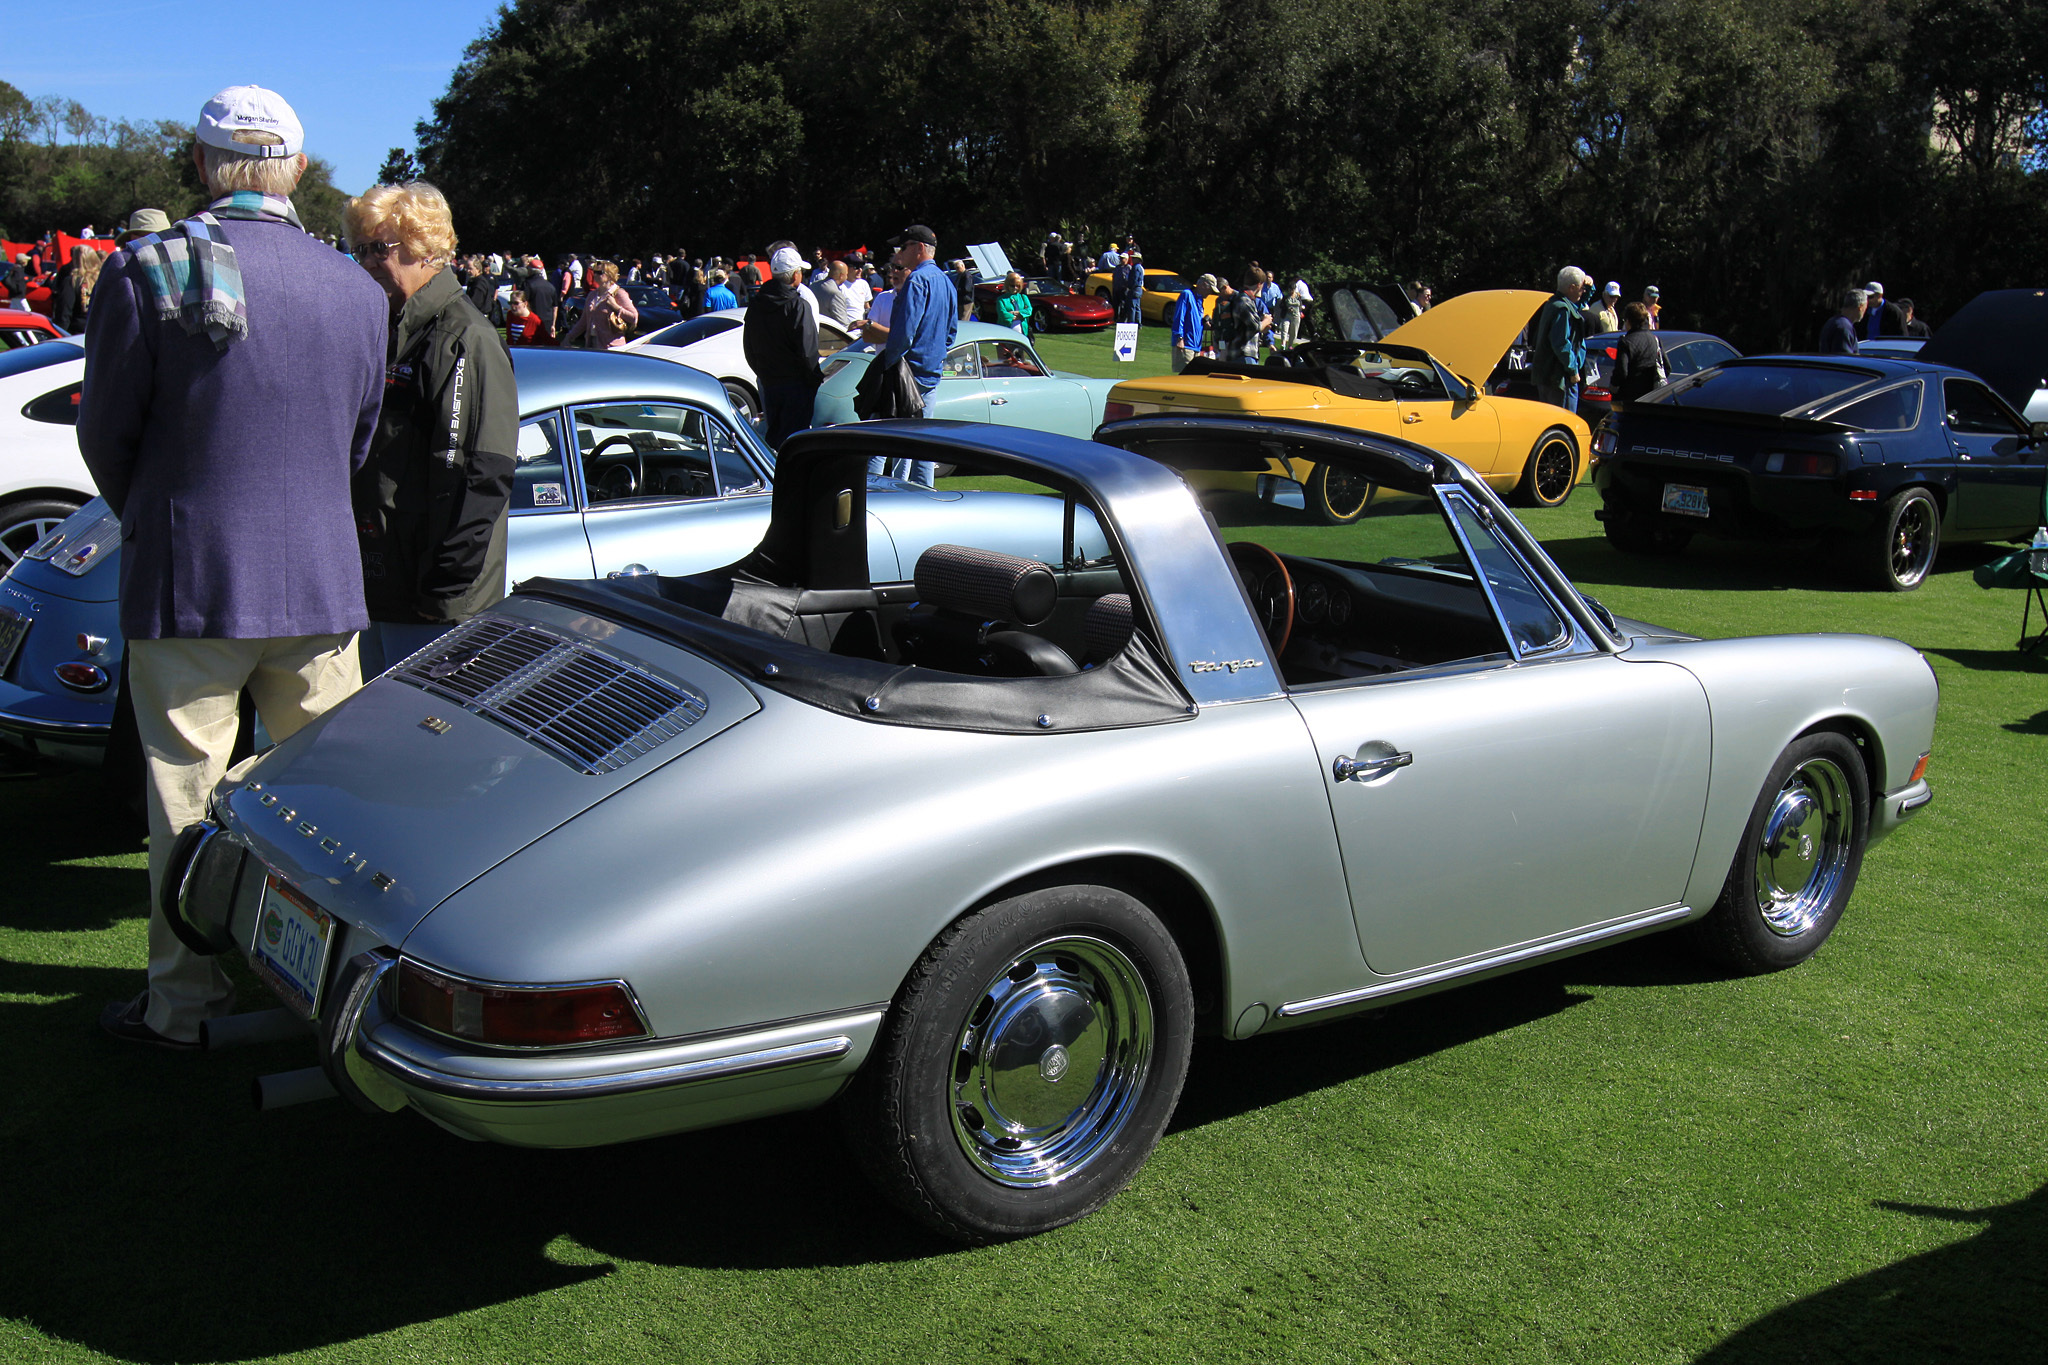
[
  {"xmin": 1556, "ymin": 265, "xmax": 1591, "ymax": 294},
  {"xmin": 199, "ymin": 143, "xmax": 304, "ymax": 197}
]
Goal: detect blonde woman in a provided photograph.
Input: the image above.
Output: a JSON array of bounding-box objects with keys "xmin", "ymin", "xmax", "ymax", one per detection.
[
  {"xmin": 995, "ymin": 271, "xmax": 1033, "ymax": 336},
  {"xmin": 53, "ymin": 245, "xmax": 102, "ymax": 332},
  {"xmin": 343, "ymin": 180, "xmax": 519, "ymax": 673},
  {"xmin": 562, "ymin": 260, "xmax": 637, "ymax": 349}
]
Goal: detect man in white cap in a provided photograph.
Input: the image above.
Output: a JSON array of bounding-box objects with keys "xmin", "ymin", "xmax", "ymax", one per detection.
[
  {"xmin": 1863, "ymin": 280, "xmax": 1905, "ymax": 340},
  {"xmin": 744, "ymin": 244, "xmax": 824, "ymax": 450},
  {"xmin": 78, "ymin": 84, "xmax": 387, "ymax": 1049},
  {"xmin": 1592, "ymin": 281, "xmax": 1621, "ymax": 334}
]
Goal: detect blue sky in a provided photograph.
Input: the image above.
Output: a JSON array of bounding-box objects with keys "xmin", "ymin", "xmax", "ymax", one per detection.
[{"xmin": 7, "ymin": 0, "xmax": 507, "ymax": 194}]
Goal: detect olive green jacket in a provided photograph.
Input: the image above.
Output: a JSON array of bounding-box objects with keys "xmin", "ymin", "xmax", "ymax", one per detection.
[{"xmin": 353, "ymin": 268, "xmax": 518, "ymax": 624}]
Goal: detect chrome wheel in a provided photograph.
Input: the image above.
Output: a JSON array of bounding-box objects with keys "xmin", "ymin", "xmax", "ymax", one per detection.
[
  {"xmin": 1308, "ymin": 463, "xmax": 1374, "ymax": 524},
  {"xmin": 1753, "ymin": 757, "xmax": 1856, "ymax": 937},
  {"xmin": 950, "ymin": 936, "xmax": 1153, "ymax": 1188},
  {"xmin": 0, "ymin": 500, "xmax": 79, "ymax": 569},
  {"xmin": 1883, "ymin": 490, "xmax": 1938, "ymax": 589}
]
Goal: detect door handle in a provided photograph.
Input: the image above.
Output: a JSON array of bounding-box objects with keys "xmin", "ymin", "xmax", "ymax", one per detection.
[
  {"xmin": 991, "ymin": 397, "xmax": 1008, "ymax": 405},
  {"xmin": 1333, "ymin": 749, "xmax": 1413, "ymax": 782},
  {"xmin": 1402, "ymin": 413, "xmax": 1422, "ymax": 423}
]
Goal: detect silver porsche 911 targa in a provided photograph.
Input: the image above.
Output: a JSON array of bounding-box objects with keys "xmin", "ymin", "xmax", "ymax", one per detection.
[{"xmin": 168, "ymin": 415, "xmax": 1939, "ymax": 1242}]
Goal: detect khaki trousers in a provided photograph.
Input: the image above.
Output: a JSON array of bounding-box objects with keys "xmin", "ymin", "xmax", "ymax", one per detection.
[{"xmin": 126, "ymin": 633, "xmax": 361, "ymax": 1041}]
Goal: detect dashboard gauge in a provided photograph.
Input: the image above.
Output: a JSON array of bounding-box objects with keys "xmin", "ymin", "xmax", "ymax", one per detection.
[
  {"xmin": 1298, "ymin": 578, "xmax": 1328, "ymax": 624},
  {"xmin": 1328, "ymin": 591, "xmax": 1352, "ymax": 627}
]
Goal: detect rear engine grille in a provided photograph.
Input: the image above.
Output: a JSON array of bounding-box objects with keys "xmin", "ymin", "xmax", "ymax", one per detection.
[{"xmin": 389, "ymin": 617, "xmax": 707, "ymax": 775}]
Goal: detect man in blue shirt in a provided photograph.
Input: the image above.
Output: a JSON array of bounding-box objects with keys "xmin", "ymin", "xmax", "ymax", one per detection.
[
  {"xmin": 873, "ymin": 223, "xmax": 956, "ymax": 487},
  {"xmin": 703, "ymin": 269, "xmax": 738, "ymax": 311},
  {"xmin": 1171, "ymin": 273, "xmax": 1215, "ymax": 372}
]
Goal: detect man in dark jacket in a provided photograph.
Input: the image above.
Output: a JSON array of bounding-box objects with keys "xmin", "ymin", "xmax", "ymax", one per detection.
[
  {"xmin": 77, "ymin": 85, "xmax": 387, "ymax": 1049},
  {"xmin": 522, "ymin": 259, "xmax": 557, "ymax": 339},
  {"xmin": 345, "ymin": 181, "xmax": 518, "ymax": 674},
  {"xmin": 1530, "ymin": 266, "xmax": 1592, "ymax": 411},
  {"xmin": 744, "ymin": 245, "xmax": 824, "ymax": 450}
]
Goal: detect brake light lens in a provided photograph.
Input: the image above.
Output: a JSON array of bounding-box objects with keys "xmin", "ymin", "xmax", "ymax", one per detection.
[
  {"xmin": 1593, "ymin": 428, "xmax": 1617, "ymax": 455},
  {"xmin": 1763, "ymin": 452, "xmax": 1838, "ymax": 476},
  {"xmin": 53, "ymin": 662, "xmax": 109, "ymax": 691},
  {"xmin": 1103, "ymin": 401, "xmax": 1136, "ymax": 423},
  {"xmin": 1848, "ymin": 488, "xmax": 1877, "ymax": 501},
  {"xmin": 1582, "ymin": 386, "xmax": 1612, "ymax": 402},
  {"xmin": 395, "ymin": 960, "xmax": 648, "ymax": 1047}
]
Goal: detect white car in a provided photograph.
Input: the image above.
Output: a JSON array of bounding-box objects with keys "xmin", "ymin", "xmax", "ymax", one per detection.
[
  {"xmin": 626, "ymin": 308, "xmax": 855, "ymax": 429},
  {"xmin": 0, "ymin": 340, "xmax": 96, "ymax": 567}
]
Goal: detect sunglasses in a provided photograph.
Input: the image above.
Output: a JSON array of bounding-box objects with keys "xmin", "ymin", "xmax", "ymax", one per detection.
[{"xmin": 351, "ymin": 241, "xmax": 403, "ymax": 262}]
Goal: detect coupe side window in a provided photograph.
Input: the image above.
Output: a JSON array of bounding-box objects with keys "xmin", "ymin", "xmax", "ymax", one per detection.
[
  {"xmin": 23, "ymin": 381, "xmax": 80, "ymax": 425},
  {"xmin": 577, "ymin": 402, "xmax": 723, "ymax": 506},
  {"xmin": 1944, "ymin": 379, "xmax": 2024, "ymax": 436},
  {"xmin": 941, "ymin": 343, "xmax": 981, "ymax": 381},
  {"xmin": 978, "ymin": 339, "xmax": 1045, "ymax": 378},
  {"xmin": 1826, "ymin": 382, "xmax": 1922, "ymax": 432},
  {"xmin": 511, "ymin": 413, "xmax": 572, "ymax": 512}
]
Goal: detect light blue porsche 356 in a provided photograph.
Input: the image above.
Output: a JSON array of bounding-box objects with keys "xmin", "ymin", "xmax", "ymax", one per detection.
[{"xmin": 164, "ymin": 412, "xmax": 1938, "ymax": 1243}]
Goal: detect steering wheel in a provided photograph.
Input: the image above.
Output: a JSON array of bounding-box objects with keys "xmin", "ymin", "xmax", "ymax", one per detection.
[
  {"xmin": 589, "ymin": 433, "xmax": 642, "ymax": 500},
  {"xmin": 1227, "ymin": 541, "xmax": 1294, "ymax": 655}
]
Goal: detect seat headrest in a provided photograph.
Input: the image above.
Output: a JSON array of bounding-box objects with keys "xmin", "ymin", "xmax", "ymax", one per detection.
[
  {"xmin": 914, "ymin": 544, "xmax": 1057, "ymax": 626},
  {"xmin": 1082, "ymin": 593, "xmax": 1134, "ymax": 665}
]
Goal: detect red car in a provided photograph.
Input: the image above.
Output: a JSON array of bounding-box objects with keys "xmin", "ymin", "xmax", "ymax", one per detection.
[
  {"xmin": 974, "ymin": 276, "xmax": 1113, "ymax": 332},
  {"xmin": 0, "ymin": 310, "xmax": 64, "ymax": 349}
]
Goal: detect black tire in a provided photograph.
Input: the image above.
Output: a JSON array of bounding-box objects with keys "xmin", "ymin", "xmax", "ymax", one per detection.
[
  {"xmin": 1306, "ymin": 463, "xmax": 1376, "ymax": 525},
  {"xmin": 1867, "ymin": 486, "xmax": 1939, "ymax": 591},
  {"xmin": 1687, "ymin": 730, "xmax": 1869, "ymax": 974},
  {"xmin": 1514, "ymin": 429, "xmax": 1580, "ymax": 508},
  {"xmin": 1603, "ymin": 508, "xmax": 1693, "ymax": 556},
  {"xmin": 0, "ymin": 497, "xmax": 79, "ymax": 570},
  {"xmin": 722, "ymin": 379, "xmax": 761, "ymax": 432},
  {"xmin": 844, "ymin": 884, "xmax": 1194, "ymax": 1243}
]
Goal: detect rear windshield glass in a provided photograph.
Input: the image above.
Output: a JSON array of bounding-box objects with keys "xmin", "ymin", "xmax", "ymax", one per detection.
[
  {"xmin": 639, "ymin": 316, "xmax": 740, "ymax": 349},
  {"xmin": 1652, "ymin": 362, "xmax": 1877, "ymax": 416}
]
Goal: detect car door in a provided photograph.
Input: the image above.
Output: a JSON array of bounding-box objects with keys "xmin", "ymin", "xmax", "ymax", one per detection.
[
  {"xmin": 574, "ymin": 399, "xmax": 779, "ymax": 579},
  {"xmin": 1941, "ymin": 377, "xmax": 2043, "ymax": 536},
  {"xmin": 922, "ymin": 342, "xmax": 990, "ymax": 423},
  {"xmin": 1390, "ymin": 360, "xmax": 1504, "ymax": 481},
  {"xmin": 979, "ymin": 338, "xmax": 1085, "ymax": 435},
  {"xmin": 1286, "ymin": 492, "xmax": 1711, "ymax": 976},
  {"xmin": 505, "ymin": 409, "xmax": 597, "ymax": 580}
]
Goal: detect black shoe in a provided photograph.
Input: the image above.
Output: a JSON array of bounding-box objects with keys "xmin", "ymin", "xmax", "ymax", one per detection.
[{"xmin": 99, "ymin": 993, "xmax": 200, "ymax": 1051}]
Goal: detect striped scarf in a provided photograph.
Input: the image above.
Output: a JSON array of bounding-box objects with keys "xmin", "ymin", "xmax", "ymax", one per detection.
[{"xmin": 127, "ymin": 191, "xmax": 306, "ymax": 350}]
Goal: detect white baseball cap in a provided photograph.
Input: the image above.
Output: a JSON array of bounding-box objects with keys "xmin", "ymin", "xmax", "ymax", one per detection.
[
  {"xmin": 196, "ymin": 85, "xmax": 303, "ymax": 159},
  {"xmin": 769, "ymin": 246, "xmax": 805, "ymax": 276},
  {"xmin": 1865, "ymin": 280, "xmax": 1884, "ymax": 295},
  {"xmin": 1603, "ymin": 280, "xmax": 1621, "ymax": 296}
]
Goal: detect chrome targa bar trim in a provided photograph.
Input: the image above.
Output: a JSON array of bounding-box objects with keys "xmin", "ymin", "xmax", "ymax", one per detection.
[
  {"xmin": 1277, "ymin": 903, "xmax": 1693, "ymax": 1018},
  {"xmin": 357, "ymin": 1013, "xmax": 881, "ymax": 1103}
]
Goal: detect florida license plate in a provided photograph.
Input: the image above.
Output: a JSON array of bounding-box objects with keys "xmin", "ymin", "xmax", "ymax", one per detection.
[
  {"xmin": 251, "ymin": 875, "xmax": 335, "ymax": 1020},
  {"xmin": 1661, "ymin": 483, "xmax": 1711, "ymax": 518},
  {"xmin": 0, "ymin": 604, "xmax": 29, "ymax": 678}
]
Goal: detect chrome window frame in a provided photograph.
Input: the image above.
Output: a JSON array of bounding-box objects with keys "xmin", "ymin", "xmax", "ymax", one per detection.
[
  {"xmin": 570, "ymin": 396, "xmax": 772, "ymax": 513},
  {"xmin": 1438, "ymin": 489, "xmax": 1588, "ymax": 662}
]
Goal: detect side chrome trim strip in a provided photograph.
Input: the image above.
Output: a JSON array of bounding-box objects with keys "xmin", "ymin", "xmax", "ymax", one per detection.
[
  {"xmin": 1277, "ymin": 903, "xmax": 1693, "ymax": 1019},
  {"xmin": 357, "ymin": 1013, "xmax": 879, "ymax": 1103}
]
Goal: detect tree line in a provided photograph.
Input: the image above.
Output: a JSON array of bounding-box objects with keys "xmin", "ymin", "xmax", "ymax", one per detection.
[
  {"xmin": 410, "ymin": 0, "xmax": 2047, "ymax": 354},
  {"xmin": 0, "ymin": 83, "xmax": 353, "ymax": 244}
]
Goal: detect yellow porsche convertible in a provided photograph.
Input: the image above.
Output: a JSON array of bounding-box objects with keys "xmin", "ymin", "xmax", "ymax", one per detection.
[
  {"xmin": 1103, "ymin": 290, "xmax": 1591, "ymax": 521},
  {"xmin": 1083, "ymin": 268, "xmax": 1218, "ymax": 325}
]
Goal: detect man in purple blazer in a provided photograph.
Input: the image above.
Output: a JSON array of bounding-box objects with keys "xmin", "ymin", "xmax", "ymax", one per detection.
[{"xmin": 77, "ymin": 85, "xmax": 388, "ymax": 1049}]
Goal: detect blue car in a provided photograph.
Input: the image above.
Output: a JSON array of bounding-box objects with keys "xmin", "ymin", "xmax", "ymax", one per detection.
[
  {"xmin": 0, "ymin": 349, "xmax": 1103, "ymax": 767},
  {"xmin": 1593, "ymin": 295, "xmax": 2048, "ymax": 590}
]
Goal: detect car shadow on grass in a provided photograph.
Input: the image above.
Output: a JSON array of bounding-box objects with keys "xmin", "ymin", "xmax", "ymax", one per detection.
[
  {"xmin": 1695, "ymin": 1182, "xmax": 2046, "ymax": 1362},
  {"xmin": 1537, "ymin": 534, "xmax": 2005, "ymax": 596},
  {"xmin": 0, "ymin": 763, "xmax": 149, "ymax": 933},
  {"xmin": 1923, "ymin": 646, "xmax": 2048, "ymax": 676}
]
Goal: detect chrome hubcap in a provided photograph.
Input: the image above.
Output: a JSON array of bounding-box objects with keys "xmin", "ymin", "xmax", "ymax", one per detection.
[
  {"xmin": 1890, "ymin": 501, "xmax": 1934, "ymax": 583},
  {"xmin": 950, "ymin": 935, "xmax": 1153, "ymax": 1188},
  {"xmin": 1754, "ymin": 757, "xmax": 1854, "ymax": 936}
]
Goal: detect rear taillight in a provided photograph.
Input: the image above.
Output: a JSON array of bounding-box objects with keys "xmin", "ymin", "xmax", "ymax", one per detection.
[
  {"xmin": 396, "ymin": 960, "xmax": 648, "ymax": 1047},
  {"xmin": 53, "ymin": 662, "xmax": 108, "ymax": 691},
  {"xmin": 1764, "ymin": 452, "xmax": 1838, "ymax": 477},
  {"xmin": 1103, "ymin": 401, "xmax": 1136, "ymax": 423},
  {"xmin": 1582, "ymin": 387, "xmax": 1612, "ymax": 402}
]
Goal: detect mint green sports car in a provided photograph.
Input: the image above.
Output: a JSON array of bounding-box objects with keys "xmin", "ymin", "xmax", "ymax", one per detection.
[{"xmin": 813, "ymin": 322, "xmax": 1121, "ymax": 437}]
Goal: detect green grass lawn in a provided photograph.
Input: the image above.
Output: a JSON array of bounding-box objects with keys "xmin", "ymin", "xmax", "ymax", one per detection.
[{"xmin": 2, "ymin": 496, "xmax": 2042, "ymax": 1363}]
